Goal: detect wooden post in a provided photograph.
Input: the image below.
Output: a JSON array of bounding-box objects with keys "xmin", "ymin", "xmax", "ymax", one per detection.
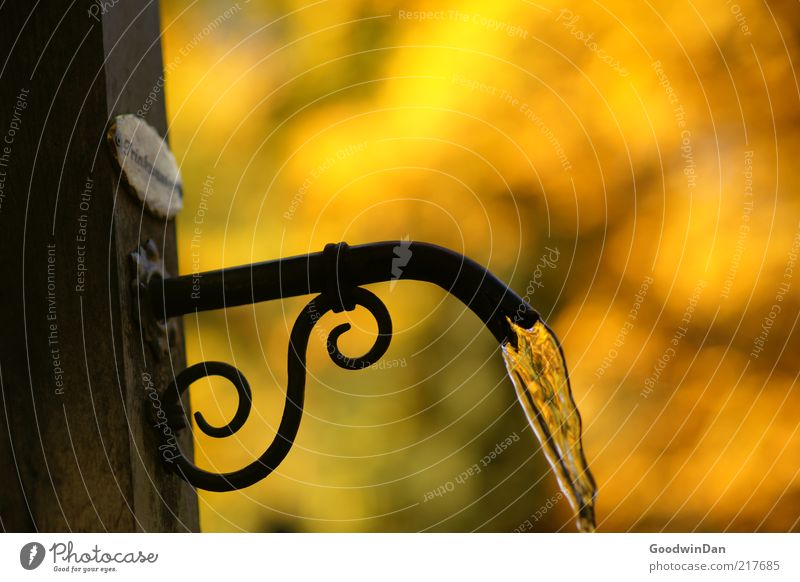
[{"xmin": 0, "ymin": 1, "xmax": 198, "ymax": 531}]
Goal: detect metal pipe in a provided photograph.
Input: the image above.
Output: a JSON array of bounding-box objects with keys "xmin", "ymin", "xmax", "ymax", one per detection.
[
  {"xmin": 149, "ymin": 241, "xmax": 539, "ymax": 344},
  {"xmin": 145, "ymin": 241, "xmax": 542, "ymax": 491}
]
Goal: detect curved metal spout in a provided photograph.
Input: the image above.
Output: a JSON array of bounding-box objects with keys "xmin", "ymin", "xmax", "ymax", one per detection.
[
  {"xmin": 145, "ymin": 241, "xmax": 542, "ymax": 491},
  {"xmin": 148, "ymin": 241, "xmax": 539, "ymax": 344}
]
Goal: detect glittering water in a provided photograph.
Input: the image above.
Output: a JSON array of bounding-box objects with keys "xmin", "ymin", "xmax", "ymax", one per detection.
[{"xmin": 502, "ymin": 319, "xmax": 597, "ymax": 532}]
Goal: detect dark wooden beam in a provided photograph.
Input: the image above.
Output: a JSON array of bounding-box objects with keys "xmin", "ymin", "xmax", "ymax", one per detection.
[{"xmin": 0, "ymin": 1, "xmax": 198, "ymax": 532}]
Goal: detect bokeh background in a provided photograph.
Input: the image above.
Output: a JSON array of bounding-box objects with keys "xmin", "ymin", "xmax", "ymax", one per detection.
[{"xmin": 159, "ymin": 0, "xmax": 800, "ymax": 532}]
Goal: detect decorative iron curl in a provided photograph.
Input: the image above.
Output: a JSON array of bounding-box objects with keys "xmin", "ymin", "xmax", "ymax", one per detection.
[
  {"xmin": 161, "ymin": 287, "xmax": 392, "ymax": 492},
  {"xmin": 145, "ymin": 240, "xmax": 542, "ymax": 491}
]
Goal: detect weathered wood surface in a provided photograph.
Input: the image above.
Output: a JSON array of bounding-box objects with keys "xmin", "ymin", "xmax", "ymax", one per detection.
[{"xmin": 0, "ymin": 1, "xmax": 198, "ymax": 532}]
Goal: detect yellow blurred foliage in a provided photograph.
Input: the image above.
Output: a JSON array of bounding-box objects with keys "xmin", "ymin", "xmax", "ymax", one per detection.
[{"xmin": 161, "ymin": 0, "xmax": 800, "ymax": 531}]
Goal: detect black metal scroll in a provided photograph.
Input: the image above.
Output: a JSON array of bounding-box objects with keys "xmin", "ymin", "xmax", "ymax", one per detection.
[{"xmin": 143, "ymin": 241, "xmax": 540, "ymax": 492}]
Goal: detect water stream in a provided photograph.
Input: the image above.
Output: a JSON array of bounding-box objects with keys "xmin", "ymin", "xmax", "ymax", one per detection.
[{"xmin": 501, "ymin": 319, "xmax": 597, "ymax": 532}]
